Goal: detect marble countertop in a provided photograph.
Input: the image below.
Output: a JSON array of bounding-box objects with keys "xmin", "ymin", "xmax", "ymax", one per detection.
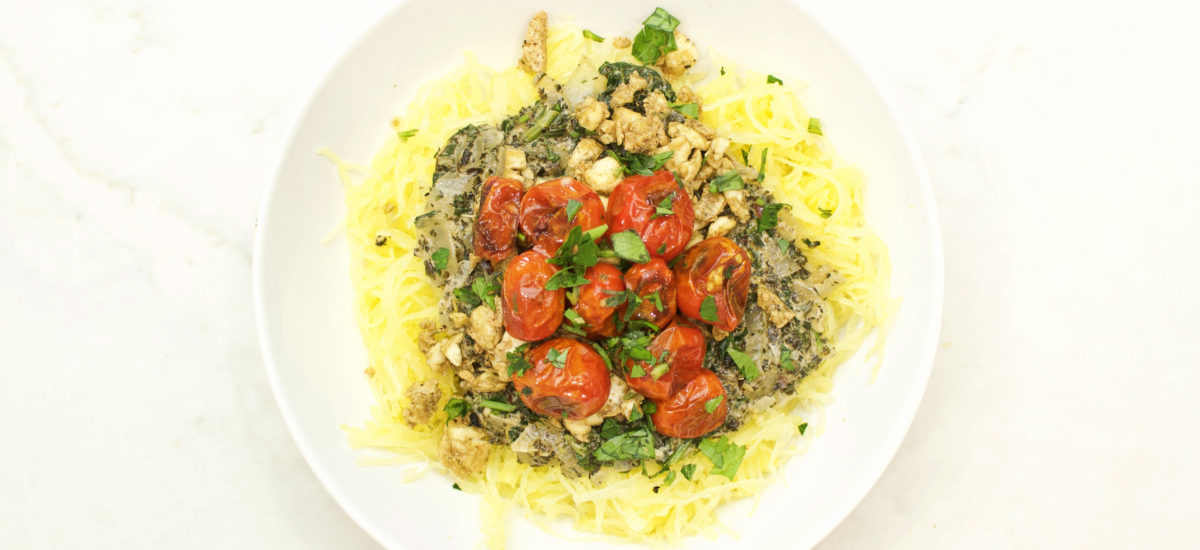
[{"xmin": 2, "ymin": 0, "xmax": 1198, "ymax": 548}]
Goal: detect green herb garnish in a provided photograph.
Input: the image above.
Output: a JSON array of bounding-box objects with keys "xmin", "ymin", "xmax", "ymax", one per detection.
[
  {"xmin": 699, "ymin": 436, "xmax": 746, "ymax": 480},
  {"xmin": 546, "ymin": 347, "xmax": 568, "ymax": 368},
  {"xmin": 709, "ymin": 171, "xmax": 744, "ymax": 193},
  {"xmin": 681, "ymin": 463, "xmax": 697, "ymax": 480},
  {"xmin": 565, "ymin": 199, "xmax": 582, "ymax": 222},
  {"xmin": 808, "ymin": 117, "xmax": 823, "ymax": 136},
  {"xmin": 479, "ymin": 399, "xmax": 516, "ymax": 412},
  {"xmin": 758, "ymin": 203, "xmax": 787, "ymax": 232},
  {"xmin": 652, "ymin": 195, "xmax": 674, "ymax": 218},
  {"xmin": 506, "ymin": 344, "xmax": 533, "ymax": 377},
  {"xmin": 799, "ymin": 423, "xmax": 808, "ymax": 435},
  {"xmin": 766, "ymin": 75, "xmax": 783, "ymax": 85},
  {"xmin": 726, "ymin": 347, "xmax": 760, "ymax": 381},
  {"xmin": 582, "ymin": 29, "xmax": 605, "ymax": 42},
  {"xmin": 777, "ymin": 238, "xmax": 790, "ymax": 252},
  {"xmin": 670, "ymin": 102, "xmax": 699, "ymax": 118},
  {"xmin": 594, "ymin": 428, "xmax": 656, "ymax": 462},
  {"xmin": 431, "ymin": 247, "xmax": 450, "ymax": 271},
  {"xmin": 611, "ymin": 230, "xmax": 651, "ymax": 263},
  {"xmin": 608, "ymin": 149, "xmax": 674, "ymax": 176},
  {"xmin": 704, "ymin": 395, "xmax": 724, "ymax": 413},
  {"xmin": 780, "ymin": 348, "xmax": 795, "ymax": 371},
  {"xmin": 630, "ymin": 8, "xmax": 680, "ymax": 65},
  {"xmin": 819, "ymin": 207, "xmax": 833, "ymax": 219},
  {"xmin": 758, "ymin": 148, "xmax": 768, "ymax": 182},
  {"xmin": 444, "ymin": 398, "xmax": 469, "ymax": 422},
  {"xmin": 700, "ymin": 296, "xmax": 719, "ymax": 323},
  {"xmin": 397, "ymin": 128, "xmax": 418, "ymax": 140}
]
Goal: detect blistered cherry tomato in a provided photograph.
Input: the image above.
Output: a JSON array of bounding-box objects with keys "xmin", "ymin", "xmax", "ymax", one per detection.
[
  {"xmin": 571, "ymin": 263, "xmax": 625, "ymax": 339},
  {"xmin": 519, "ymin": 178, "xmax": 605, "ymax": 256},
  {"xmin": 623, "ymin": 258, "xmax": 677, "ymax": 330},
  {"xmin": 512, "ymin": 338, "xmax": 612, "ymax": 420},
  {"xmin": 650, "ymin": 367, "xmax": 728, "ymax": 439},
  {"xmin": 472, "ymin": 176, "xmax": 524, "ymax": 263},
  {"xmin": 674, "ymin": 237, "xmax": 752, "ymax": 332},
  {"xmin": 502, "ymin": 251, "xmax": 564, "ymax": 341},
  {"xmin": 624, "ymin": 322, "xmax": 707, "ymax": 401},
  {"xmin": 606, "ymin": 170, "xmax": 694, "ymax": 261}
]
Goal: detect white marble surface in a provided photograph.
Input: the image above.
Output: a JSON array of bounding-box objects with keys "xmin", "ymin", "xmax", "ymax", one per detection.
[{"xmin": 2, "ymin": 0, "xmax": 1198, "ymax": 548}]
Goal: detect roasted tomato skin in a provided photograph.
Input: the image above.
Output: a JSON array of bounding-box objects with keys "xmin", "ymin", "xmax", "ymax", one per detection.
[
  {"xmin": 624, "ymin": 322, "xmax": 707, "ymax": 401},
  {"xmin": 512, "ymin": 338, "xmax": 612, "ymax": 420},
  {"xmin": 650, "ymin": 367, "xmax": 728, "ymax": 439},
  {"xmin": 572, "ymin": 263, "xmax": 625, "ymax": 339},
  {"xmin": 519, "ymin": 178, "xmax": 606, "ymax": 256},
  {"xmin": 674, "ymin": 237, "xmax": 753, "ymax": 332},
  {"xmin": 472, "ymin": 177, "xmax": 524, "ymax": 263},
  {"xmin": 606, "ymin": 170, "xmax": 694, "ymax": 261},
  {"xmin": 623, "ymin": 258, "xmax": 677, "ymax": 330},
  {"xmin": 502, "ymin": 251, "xmax": 565, "ymax": 341}
]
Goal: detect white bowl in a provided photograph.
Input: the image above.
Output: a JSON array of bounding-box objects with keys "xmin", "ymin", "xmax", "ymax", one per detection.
[{"xmin": 254, "ymin": 1, "xmax": 943, "ymax": 548}]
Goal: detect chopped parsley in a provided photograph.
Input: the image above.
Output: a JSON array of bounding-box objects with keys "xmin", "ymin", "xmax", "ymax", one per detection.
[
  {"xmin": 460, "ymin": 276, "xmax": 499, "ymax": 310},
  {"xmin": 609, "ymin": 149, "xmax": 674, "ymax": 176},
  {"xmin": 808, "ymin": 117, "xmax": 823, "ymax": 136},
  {"xmin": 397, "ymin": 128, "xmax": 418, "ymax": 140},
  {"xmin": 594, "ymin": 428, "xmax": 656, "ymax": 462},
  {"xmin": 544, "ymin": 225, "xmax": 607, "ymax": 290},
  {"xmin": 758, "ymin": 148, "xmax": 769, "ymax": 182},
  {"xmin": 444, "ymin": 398, "xmax": 469, "ymax": 422},
  {"xmin": 630, "ymin": 8, "xmax": 681, "ymax": 65},
  {"xmin": 611, "ymin": 230, "xmax": 651, "ymax": 263},
  {"xmin": 819, "ymin": 207, "xmax": 833, "ymax": 219},
  {"xmin": 700, "ymin": 296, "xmax": 719, "ymax": 323},
  {"xmin": 451, "ymin": 482, "xmax": 461, "ymax": 491},
  {"xmin": 546, "ymin": 347, "xmax": 568, "ymax": 368},
  {"xmin": 699, "ymin": 436, "xmax": 746, "ymax": 480},
  {"xmin": 670, "ymin": 102, "xmax": 699, "ymax": 118},
  {"xmin": 652, "ymin": 195, "xmax": 675, "ymax": 218},
  {"xmin": 630, "ymin": 363, "xmax": 647, "ymax": 378},
  {"xmin": 709, "ymin": 170, "xmax": 744, "ymax": 193},
  {"xmin": 681, "ymin": 463, "xmax": 697, "ymax": 480},
  {"xmin": 582, "ymin": 29, "xmax": 605, "ymax": 42},
  {"xmin": 766, "ymin": 75, "xmax": 783, "ymax": 85},
  {"xmin": 704, "ymin": 394, "xmax": 724, "ymax": 413},
  {"xmin": 431, "ymin": 247, "xmax": 450, "ymax": 271},
  {"xmin": 564, "ymin": 309, "xmax": 585, "ymax": 326},
  {"xmin": 780, "ymin": 348, "xmax": 795, "ymax": 372},
  {"xmin": 565, "ymin": 199, "xmax": 582, "ymax": 222},
  {"xmin": 802, "ymin": 238, "xmax": 821, "ymax": 248},
  {"xmin": 799, "ymin": 423, "xmax": 809, "ymax": 435},
  {"xmin": 758, "ymin": 203, "xmax": 787, "ymax": 232},
  {"xmin": 726, "ymin": 347, "xmax": 760, "ymax": 381},
  {"xmin": 479, "ymin": 399, "xmax": 516, "ymax": 413},
  {"xmin": 777, "ymin": 238, "xmax": 790, "ymax": 252},
  {"xmin": 544, "ymin": 268, "xmax": 590, "ymax": 291},
  {"xmin": 642, "ymin": 401, "xmax": 657, "ymax": 414},
  {"xmin": 506, "ymin": 344, "xmax": 533, "ymax": 377}
]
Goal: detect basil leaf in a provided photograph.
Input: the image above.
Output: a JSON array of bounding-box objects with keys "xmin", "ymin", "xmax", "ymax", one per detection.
[
  {"xmin": 699, "ymin": 436, "xmax": 746, "ymax": 480},
  {"xmin": 726, "ymin": 347, "xmax": 760, "ymax": 381},
  {"xmin": 808, "ymin": 117, "xmax": 823, "ymax": 136},
  {"xmin": 600, "ymin": 418, "xmax": 622, "ymax": 439},
  {"xmin": 700, "ymin": 296, "xmax": 719, "ymax": 323},
  {"xmin": 444, "ymin": 398, "xmax": 469, "ymax": 422},
  {"xmin": 611, "ymin": 230, "xmax": 651, "ymax": 263},
  {"xmin": 609, "ymin": 149, "xmax": 673, "ymax": 176},
  {"xmin": 431, "ymin": 247, "xmax": 450, "ymax": 271},
  {"xmin": 471, "ymin": 277, "xmax": 500, "ymax": 310},
  {"xmin": 593, "ymin": 428, "xmax": 656, "ymax": 462},
  {"xmin": 546, "ymin": 347, "xmax": 568, "ymax": 368},
  {"xmin": 780, "ymin": 348, "xmax": 795, "ymax": 371},
  {"xmin": 670, "ymin": 102, "xmax": 699, "ymax": 118},
  {"xmin": 758, "ymin": 203, "xmax": 787, "ymax": 232},
  {"xmin": 565, "ymin": 199, "xmax": 582, "ymax": 222},
  {"xmin": 453, "ymin": 287, "xmax": 481, "ymax": 308},
  {"xmin": 643, "ymin": 7, "xmax": 680, "ymax": 32},
  {"xmin": 709, "ymin": 171, "xmax": 744, "ymax": 193}
]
